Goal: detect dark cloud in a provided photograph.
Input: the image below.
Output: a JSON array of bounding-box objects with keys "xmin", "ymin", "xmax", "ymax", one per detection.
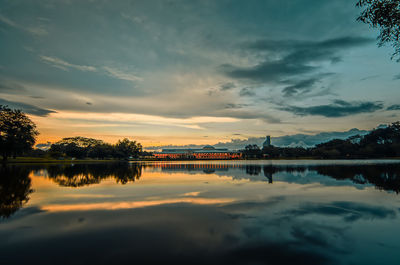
[
  {"xmin": 393, "ymin": 74, "xmax": 400, "ymax": 80},
  {"xmin": 285, "ymin": 201, "xmax": 396, "ymax": 223},
  {"xmin": 282, "ymin": 78, "xmax": 319, "ymax": 97},
  {"xmin": 0, "ymin": 78, "xmax": 26, "ymax": 93},
  {"xmin": 220, "ymin": 82, "xmax": 236, "ymax": 91},
  {"xmin": 239, "ymin": 88, "xmax": 255, "ymax": 97},
  {"xmin": 86, "ymin": 102, "xmax": 92, "ymax": 105},
  {"xmin": 222, "ymin": 36, "xmax": 372, "ymax": 96},
  {"xmin": 245, "ymin": 36, "xmax": 372, "ymax": 53},
  {"xmin": 360, "ymin": 75, "xmax": 379, "ymax": 81},
  {"xmin": 212, "ymin": 108, "xmax": 281, "ymax": 123},
  {"xmin": 387, "ymin": 104, "xmax": 400, "ymax": 111},
  {"xmin": 222, "ymin": 60, "xmax": 316, "ymax": 83},
  {"xmin": 281, "ymin": 73, "xmax": 334, "ymax": 97},
  {"xmin": 224, "ymin": 103, "xmax": 246, "ymax": 109},
  {"xmin": 0, "ymin": 98, "xmax": 55, "ymax": 116},
  {"xmin": 280, "ymin": 100, "xmax": 383, "ymax": 117}
]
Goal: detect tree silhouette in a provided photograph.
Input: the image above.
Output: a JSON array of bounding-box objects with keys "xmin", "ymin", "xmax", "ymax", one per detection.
[
  {"xmin": 357, "ymin": 0, "xmax": 400, "ymax": 60},
  {"xmin": 49, "ymin": 137, "xmax": 142, "ymax": 160},
  {"xmin": 115, "ymin": 138, "xmax": 142, "ymax": 159},
  {"xmin": 0, "ymin": 106, "xmax": 39, "ymax": 161}
]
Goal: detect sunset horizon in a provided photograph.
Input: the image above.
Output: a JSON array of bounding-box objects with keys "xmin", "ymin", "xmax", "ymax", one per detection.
[{"xmin": 1, "ymin": 0, "xmax": 400, "ymax": 149}]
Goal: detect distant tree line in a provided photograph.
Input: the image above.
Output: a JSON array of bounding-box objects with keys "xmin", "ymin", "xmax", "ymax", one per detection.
[
  {"xmin": 48, "ymin": 136, "xmax": 143, "ymax": 160},
  {"xmin": 241, "ymin": 121, "xmax": 400, "ymax": 159},
  {"xmin": 1, "ymin": 105, "xmax": 144, "ymax": 161}
]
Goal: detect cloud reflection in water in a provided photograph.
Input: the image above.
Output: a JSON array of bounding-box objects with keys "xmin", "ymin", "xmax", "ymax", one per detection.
[{"xmin": 1, "ymin": 161, "xmax": 400, "ymax": 265}]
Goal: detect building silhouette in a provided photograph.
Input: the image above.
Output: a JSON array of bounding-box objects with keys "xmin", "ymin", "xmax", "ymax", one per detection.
[
  {"xmin": 263, "ymin": 135, "xmax": 271, "ymax": 147},
  {"xmin": 153, "ymin": 145, "xmax": 241, "ymax": 160}
]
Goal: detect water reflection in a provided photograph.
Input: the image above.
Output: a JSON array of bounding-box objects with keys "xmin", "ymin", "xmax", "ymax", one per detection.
[
  {"xmin": 153, "ymin": 162, "xmax": 400, "ymax": 193},
  {"xmin": 46, "ymin": 163, "xmax": 142, "ymax": 187},
  {"xmin": 0, "ymin": 165, "xmax": 33, "ymax": 218},
  {"xmin": 1, "ymin": 161, "xmax": 400, "ymax": 265},
  {"xmin": 314, "ymin": 164, "xmax": 400, "ymax": 193},
  {"xmin": 1, "ymin": 162, "xmax": 400, "ymax": 218}
]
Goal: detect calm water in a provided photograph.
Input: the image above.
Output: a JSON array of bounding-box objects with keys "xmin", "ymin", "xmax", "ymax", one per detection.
[{"xmin": 1, "ymin": 160, "xmax": 400, "ymax": 265}]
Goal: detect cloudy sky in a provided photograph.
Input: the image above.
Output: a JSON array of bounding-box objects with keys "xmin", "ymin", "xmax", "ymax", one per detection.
[{"xmin": 1, "ymin": 0, "xmax": 399, "ymax": 146}]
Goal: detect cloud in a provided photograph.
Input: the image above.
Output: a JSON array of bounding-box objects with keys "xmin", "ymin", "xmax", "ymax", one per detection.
[
  {"xmin": 282, "ymin": 78, "xmax": 319, "ymax": 97},
  {"xmin": 280, "ymin": 100, "xmax": 383, "ymax": 117},
  {"xmin": 0, "ymin": 78, "xmax": 26, "ymax": 93},
  {"xmin": 0, "ymin": 1, "xmax": 396, "ymax": 141},
  {"xmin": 210, "ymin": 108, "xmax": 281, "ymax": 123},
  {"xmin": 0, "ymin": 14, "xmax": 18, "ymax": 28},
  {"xmin": 239, "ymin": 88, "xmax": 255, "ymax": 97},
  {"xmin": 39, "ymin": 56, "xmax": 142, "ymax": 83},
  {"xmin": 387, "ymin": 104, "xmax": 400, "ymax": 111},
  {"xmin": 221, "ymin": 36, "xmax": 372, "ymax": 96},
  {"xmin": 0, "ymin": 98, "xmax": 55, "ymax": 116},
  {"xmin": 219, "ymin": 82, "xmax": 236, "ymax": 91},
  {"xmin": 48, "ymin": 111, "xmax": 239, "ymax": 130},
  {"xmin": 103, "ymin": 66, "xmax": 143, "ymax": 82},
  {"xmin": 394, "ymin": 74, "xmax": 400, "ymax": 80},
  {"xmin": 222, "ymin": 60, "xmax": 315, "ymax": 83},
  {"xmin": 224, "ymin": 103, "xmax": 247, "ymax": 109},
  {"xmin": 40, "ymin": 56, "xmax": 97, "ymax": 72},
  {"xmin": 245, "ymin": 36, "xmax": 372, "ymax": 56},
  {"xmin": 360, "ymin": 75, "xmax": 379, "ymax": 81},
  {"xmin": 0, "ymin": 14, "xmax": 48, "ymax": 36}
]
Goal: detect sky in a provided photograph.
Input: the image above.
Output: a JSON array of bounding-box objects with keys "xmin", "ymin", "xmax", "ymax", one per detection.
[{"xmin": 1, "ymin": 0, "xmax": 399, "ymax": 147}]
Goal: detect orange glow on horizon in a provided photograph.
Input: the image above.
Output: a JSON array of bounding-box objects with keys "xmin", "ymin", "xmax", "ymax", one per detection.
[{"xmin": 27, "ymin": 111, "xmax": 261, "ymax": 147}]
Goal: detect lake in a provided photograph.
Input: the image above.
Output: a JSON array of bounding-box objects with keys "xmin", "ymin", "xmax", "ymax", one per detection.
[{"xmin": 1, "ymin": 160, "xmax": 400, "ymax": 265}]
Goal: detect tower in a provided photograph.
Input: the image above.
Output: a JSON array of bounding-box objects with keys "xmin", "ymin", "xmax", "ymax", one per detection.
[{"xmin": 263, "ymin": 135, "xmax": 271, "ymax": 147}]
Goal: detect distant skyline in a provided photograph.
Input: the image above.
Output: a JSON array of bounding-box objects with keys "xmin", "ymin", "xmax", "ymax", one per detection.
[{"xmin": 1, "ymin": 0, "xmax": 399, "ymax": 146}]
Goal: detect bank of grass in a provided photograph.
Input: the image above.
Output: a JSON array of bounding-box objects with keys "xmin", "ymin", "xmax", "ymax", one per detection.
[{"xmin": 2, "ymin": 156, "xmax": 121, "ymax": 164}]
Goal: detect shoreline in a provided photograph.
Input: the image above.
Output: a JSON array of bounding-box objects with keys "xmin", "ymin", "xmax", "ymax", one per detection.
[
  {"xmin": 2, "ymin": 157, "xmax": 122, "ymax": 164},
  {"xmin": 3, "ymin": 157, "xmax": 400, "ymax": 164}
]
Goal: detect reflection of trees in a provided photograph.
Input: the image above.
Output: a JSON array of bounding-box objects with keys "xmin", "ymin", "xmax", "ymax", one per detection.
[
  {"xmin": 261, "ymin": 164, "xmax": 400, "ymax": 193},
  {"xmin": 246, "ymin": 165, "xmax": 262, "ymax": 175},
  {"xmin": 0, "ymin": 165, "xmax": 33, "ymax": 218},
  {"xmin": 262, "ymin": 165, "xmax": 309, "ymax": 183},
  {"xmin": 314, "ymin": 164, "xmax": 400, "ymax": 194},
  {"xmin": 46, "ymin": 163, "xmax": 142, "ymax": 187}
]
